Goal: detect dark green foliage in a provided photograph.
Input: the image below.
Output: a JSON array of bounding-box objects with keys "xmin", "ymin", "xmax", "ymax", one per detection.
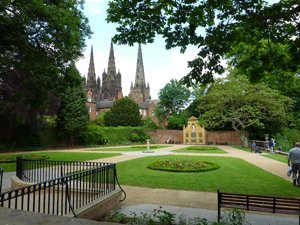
[
  {"xmin": 198, "ymin": 76, "xmax": 293, "ymax": 146},
  {"xmin": 107, "ymin": 0, "xmax": 299, "ymax": 85},
  {"xmin": 79, "ymin": 125, "xmax": 149, "ymax": 146},
  {"xmin": 92, "ymin": 113, "xmax": 105, "ymax": 126},
  {"xmin": 129, "ymin": 131, "xmax": 150, "ymax": 144},
  {"xmin": 274, "ymin": 128, "xmax": 300, "ymax": 152},
  {"xmin": 167, "ymin": 113, "xmax": 189, "ymax": 130},
  {"xmin": 104, "ymin": 97, "xmax": 142, "ymax": 127},
  {"xmin": 0, "ymin": 0, "xmax": 91, "ymax": 148},
  {"xmin": 142, "ymin": 117, "xmax": 158, "ymax": 129},
  {"xmin": 155, "ymin": 79, "xmax": 191, "ymax": 121},
  {"xmin": 78, "ymin": 124, "xmax": 107, "ymax": 146},
  {"xmin": 56, "ymin": 64, "xmax": 90, "ymax": 146}
]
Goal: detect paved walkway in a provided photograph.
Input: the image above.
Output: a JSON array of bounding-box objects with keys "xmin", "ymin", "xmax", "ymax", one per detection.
[{"xmin": 2, "ymin": 144, "xmax": 298, "ymax": 224}]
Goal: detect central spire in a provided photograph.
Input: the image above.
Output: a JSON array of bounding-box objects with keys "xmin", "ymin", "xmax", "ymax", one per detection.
[
  {"xmin": 134, "ymin": 43, "xmax": 146, "ymax": 88},
  {"xmin": 107, "ymin": 41, "xmax": 116, "ymax": 76},
  {"xmin": 87, "ymin": 45, "xmax": 96, "ymax": 87}
]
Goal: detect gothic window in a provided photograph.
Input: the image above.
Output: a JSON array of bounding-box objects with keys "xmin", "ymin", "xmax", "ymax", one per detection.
[
  {"xmin": 191, "ymin": 133, "xmax": 196, "ymax": 138},
  {"xmin": 88, "ymin": 107, "xmax": 92, "ymax": 113}
]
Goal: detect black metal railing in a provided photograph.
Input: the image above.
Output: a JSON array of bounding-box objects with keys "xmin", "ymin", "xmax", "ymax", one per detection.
[
  {"xmin": 0, "ymin": 158, "xmax": 116, "ymax": 217},
  {"xmin": 16, "ymin": 157, "xmax": 111, "ymax": 183},
  {"xmin": 0, "ymin": 168, "xmax": 3, "ymax": 194}
]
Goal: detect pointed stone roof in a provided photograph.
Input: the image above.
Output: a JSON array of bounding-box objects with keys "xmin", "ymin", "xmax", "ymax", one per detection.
[
  {"xmin": 87, "ymin": 45, "xmax": 96, "ymax": 82},
  {"xmin": 134, "ymin": 43, "xmax": 146, "ymax": 88},
  {"xmin": 107, "ymin": 41, "xmax": 116, "ymax": 75}
]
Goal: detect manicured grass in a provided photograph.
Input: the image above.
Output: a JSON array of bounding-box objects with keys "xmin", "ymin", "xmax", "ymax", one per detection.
[
  {"xmin": 85, "ymin": 145, "xmax": 169, "ymax": 152},
  {"xmin": 262, "ymin": 153, "xmax": 288, "ymax": 163},
  {"xmin": 232, "ymin": 145, "xmax": 289, "ymax": 163},
  {"xmin": 116, "ymin": 155, "xmax": 300, "ymax": 197},
  {"xmin": 173, "ymin": 146, "xmax": 227, "ymax": 154},
  {"xmin": 0, "ymin": 152, "xmax": 120, "ymax": 172},
  {"xmin": 231, "ymin": 145, "xmax": 252, "ymax": 152}
]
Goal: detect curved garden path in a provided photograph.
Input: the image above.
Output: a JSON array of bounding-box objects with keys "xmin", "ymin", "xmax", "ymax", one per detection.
[{"xmin": 80, "ymin": 144, "xmax": 291, "ymax": 210}]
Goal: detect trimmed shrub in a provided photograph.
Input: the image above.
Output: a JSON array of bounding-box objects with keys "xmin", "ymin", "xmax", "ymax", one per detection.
[
  {"xmin": 78, "ymin": 124, "xmax": 107, "ymax": 146},
  {"xmin": 78, "ymin": 125, "xmax": 150, "ymax": 146}
]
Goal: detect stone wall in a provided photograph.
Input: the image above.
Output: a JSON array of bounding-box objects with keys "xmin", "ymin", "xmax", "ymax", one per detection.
[{"xmin": 146, "ymin": 130, "xmax": 245, "ymax": 145}]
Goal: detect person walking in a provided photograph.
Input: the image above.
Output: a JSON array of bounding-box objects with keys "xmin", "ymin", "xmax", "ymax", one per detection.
[
  {"xmin": 288, "ymin": 142, "xmax": 300, "ymax": 186},
  {"xmin": 269, "ymin": 138, "xmax": 276, "ymax": 153}
]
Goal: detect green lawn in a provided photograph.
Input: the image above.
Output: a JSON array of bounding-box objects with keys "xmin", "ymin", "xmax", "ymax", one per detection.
[
  {"xmin": 0, "ymin": 152, "xmax": 120, "ymax": 172},
  {"xmin": 84, "ymin": 145, "xmax": 169, "ymax": 152},
  {"xmin": 173, "ymin": 146, "xmax": 227, "ymax": 154},
  {"xmin": 116, "ymin": 155, "xmax": 300, "ymax": 197},
  {"xmin": 262, "ymin": 153, "xmax": 288, "ymax": 163}
]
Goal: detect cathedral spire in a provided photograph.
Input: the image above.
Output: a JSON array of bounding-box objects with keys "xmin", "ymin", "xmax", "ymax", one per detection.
[
  {"xmin": 107, "ymin": 40, "xmax": 116, "ymax": 75},
  {"xmin": 87, "ymin": 45, "xmax": 96, "ymax": 87},
  {"xmin": 134, "ymin": 43, "xmax": 146, "ymax": 88}
]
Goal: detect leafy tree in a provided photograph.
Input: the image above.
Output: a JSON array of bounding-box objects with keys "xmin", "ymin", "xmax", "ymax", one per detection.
[
  {"xmin": 155, "ymin": 79, "xmax": 191, "ymax": 121},
  {"xmin": 167, "ymin": 112, "xmax": 190, "ymax": 130},
  {"xmin": 56, "ymin": 64, "xmax": 89, "ymax": 146},
  {"xmin": 199, "ymin": 76, "xmax": 293, "ymax": 147},
  {"xmin": 92, "ymin": 113, "xmax": 106, "ymax": 126},
  {"xmin": 142, "ymin": 117, "xmax": 158, "ymax": 129},
  {"xmin": 107, "ymin": 0, "xmax": 299, "ymax": 85},
  {"xmin": 104, "ymin": 97, "xmax": 142, "ymax": 127},
  {"xmin": 0, "ymin": 0, "xmax": 91, "ymax": 146},
  {"xmin": 228, "ymin": 40, "xmax": 300, "ymax": 128}
]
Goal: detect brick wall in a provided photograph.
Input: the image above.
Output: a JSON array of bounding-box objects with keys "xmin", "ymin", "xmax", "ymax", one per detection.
[
  {"xmin": 146, "ymin": 130, "xmax": 183, "ymax": 144},
  {"xmin": 146, "ymin": 130, "xmax": 245, "ymax": 145}
]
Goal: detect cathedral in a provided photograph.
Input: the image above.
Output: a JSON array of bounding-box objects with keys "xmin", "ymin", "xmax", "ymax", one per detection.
[{"xmin": 83, "ymin": 42, "xmax": 157, "ymax": 120}]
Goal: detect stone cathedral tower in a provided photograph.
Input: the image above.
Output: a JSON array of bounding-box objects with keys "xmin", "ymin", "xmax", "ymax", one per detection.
[
  {"xmin": 129, "ymin": 44, "xmax": 151, "ymax": 104},
  {"xmin": 101, "ymin": 41, "xmax": 123, "ymax": 101}
]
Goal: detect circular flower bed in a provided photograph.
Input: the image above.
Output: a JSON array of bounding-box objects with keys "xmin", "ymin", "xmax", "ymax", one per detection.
[{"xmin": 148, "ymin": 159, "xmax": 220, "ymax": 172}]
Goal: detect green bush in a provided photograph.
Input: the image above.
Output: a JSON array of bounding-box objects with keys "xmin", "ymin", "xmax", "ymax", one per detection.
[
  {"xmin": 78, "ymin": 125, "xmax": 150, "ymax": 146},
  {"xmin": 142, "ymin": 117, "xmax": 158, "ymax": 129},
  {"xmin": 274, "ymin": 128, "xmax": 300, "ymax": 152},
  {"xmin": 78, "ymin": 124, "xmax": 107, "ymax": 146},
  {"xmin": 129, "ymin": 131, "xmax": 150, "ymax": 144}
]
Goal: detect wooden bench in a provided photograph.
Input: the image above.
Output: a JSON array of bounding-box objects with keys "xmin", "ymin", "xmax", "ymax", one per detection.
[{"xmin": 217, "ymin": 190, "xmax": 300, "ymax": 224}]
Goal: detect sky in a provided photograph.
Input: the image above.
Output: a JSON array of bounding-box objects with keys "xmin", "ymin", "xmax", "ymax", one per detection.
[{"xmin": 75, "ymin": 0, "xmax": 199, "ymax": 100}]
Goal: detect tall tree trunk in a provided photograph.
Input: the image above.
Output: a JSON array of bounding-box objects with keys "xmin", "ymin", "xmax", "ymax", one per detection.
[{"xmin": 239, "ymin": 128, "xmax": 248, "ymax": 147}]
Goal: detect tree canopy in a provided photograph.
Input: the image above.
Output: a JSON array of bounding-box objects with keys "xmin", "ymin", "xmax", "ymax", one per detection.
[
  {"xmin": 198, "ymin": 76, "xmax": 293, "ymax": 146},
  {"xmin": 154, "ymin": 79, "xmax": 191, "ymax": 121},
  {"xmin": 56, "ymin": 64, "xmax": 90, "ymax": 146},
  {"xmin": 107, "ymin": 0, "xmax": 300, "ymax": 85},
  {"xmin": 104, "ymin": 97, "xmax": 142, "ymax": 127},
  {"xmin": 0, "ymin": 0, "xmax": 91, "ymax": 145}
]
